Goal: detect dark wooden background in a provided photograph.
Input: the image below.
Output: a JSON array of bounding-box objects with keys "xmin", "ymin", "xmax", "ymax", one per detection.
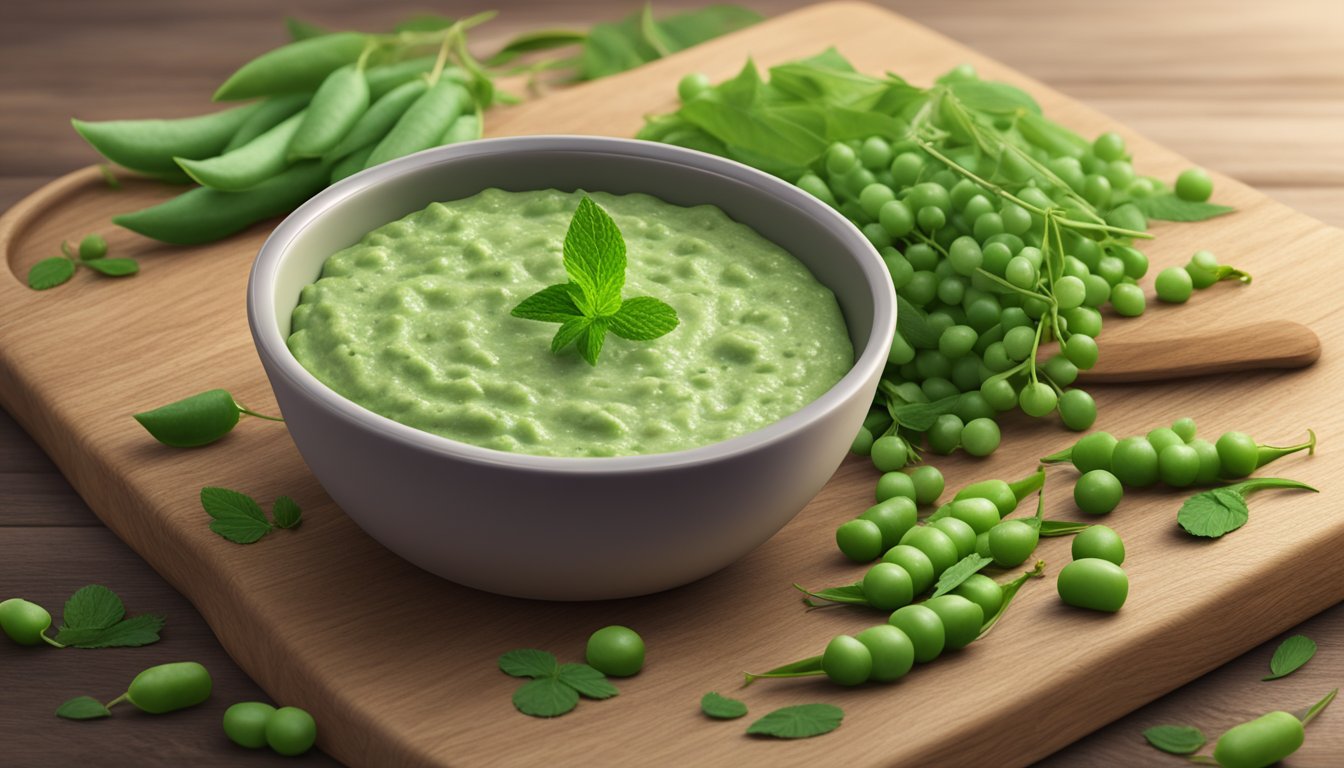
[{"xmin": 2, "ymin": 1, "xmax": 1341, "ymax": 765}]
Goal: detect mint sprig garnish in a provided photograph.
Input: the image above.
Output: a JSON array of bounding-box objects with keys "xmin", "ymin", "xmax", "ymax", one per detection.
[{"xmin": 511, "ymin": 195, "xmax": 678, "ymax": 366}]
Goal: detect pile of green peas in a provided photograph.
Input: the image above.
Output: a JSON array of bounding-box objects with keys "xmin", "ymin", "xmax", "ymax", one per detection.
[
  {"xmin": 1057, "ymin": 525, "xmax": 1129, "ymax": 613},
  {"xmin": 224, "ymin": 701, "xmax": 318, "ymax": 756},
  {"xmin": 1054, "ymin": 419, "xmax": 1316, "ymax": 515}
]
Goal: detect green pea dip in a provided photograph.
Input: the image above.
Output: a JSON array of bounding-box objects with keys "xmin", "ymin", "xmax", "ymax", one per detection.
[{"xmin": 287, "ymin": 188, "xmax": 852, "ymax": 457}]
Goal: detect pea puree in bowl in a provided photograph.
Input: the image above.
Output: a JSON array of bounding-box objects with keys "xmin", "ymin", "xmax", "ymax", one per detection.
[
  {"xmin": 249, "ymin": 136, "xmax": 893, "ymax": 599},
  {"xmin": 286, "ymin": 188, "xmax": 853, "ymax": 457}
]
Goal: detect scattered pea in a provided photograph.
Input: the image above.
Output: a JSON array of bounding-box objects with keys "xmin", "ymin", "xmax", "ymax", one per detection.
[
  {"xmin": 1057, "ymin": 558, "xmax": 1129, "ymax": 612},
  {"xmin": 585, "ymin": 625, "xmax": 644, "ymax": 677}
]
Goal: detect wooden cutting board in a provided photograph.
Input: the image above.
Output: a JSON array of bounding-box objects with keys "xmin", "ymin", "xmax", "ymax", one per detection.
[{"xmin": 2, "ymin": 3, "xmax": 1341, "ymax": 765}]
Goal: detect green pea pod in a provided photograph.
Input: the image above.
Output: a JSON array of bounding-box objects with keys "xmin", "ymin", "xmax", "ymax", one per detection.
[
  {"xmin": 0, "ymin": 598, "xmax": 60, "ymax": 647},
  {"xmin": 323, "ymin": 79, "xmax": 428, "ymax": 163},
  {"xmin": 71, "ymin": 104, "xmax": 259, "ymax": 180},
  {"xmin": 113, "ymin": 161, "xmax": 328, "ymax": 245},
  {"xmin": 288, "ymin": 65, "xmax": 370, "ymax": 159},
  {"xmin": 177, "ymin": 112, "xmax": 305, "ymax": 191},
  {"xmin": 124, "ymin": 662, "xmax": 213, "ymax": 714},
  {"xmin": 133, "ymin": 389, "xmax": 240, "ymax": 447},
  {"xmin": 223, "ymin": 94, "xmax": 310, "ymax": 153},
  {"xmin": 365, "ymin": 57, "xmax": 436, "ymax": 99},
  {"xmin": 330, "ymin": 145, "xmax": 375, "ymax": 183},
  {"xmin": 365, "ymin": 80, "xmax": 471, "ymax": 169},
  {"xmin": 440, "ymin": 111, "xmax": 483, "ymax": 144},
  {"xmin": 214, "ymin": 32, "xmax": 368, "ymax": 101}
]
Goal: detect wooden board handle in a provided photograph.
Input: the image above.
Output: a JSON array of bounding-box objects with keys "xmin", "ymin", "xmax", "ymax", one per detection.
[{"xmin": 1078, "ymin": 320, "xmax": 1320, "ymax": 383}]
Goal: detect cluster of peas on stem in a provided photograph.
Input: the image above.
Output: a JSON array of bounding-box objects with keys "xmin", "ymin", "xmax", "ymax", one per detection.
[{"xmin": 1046, "ymin": 418, "xmax": 1317, "ymax": 515}]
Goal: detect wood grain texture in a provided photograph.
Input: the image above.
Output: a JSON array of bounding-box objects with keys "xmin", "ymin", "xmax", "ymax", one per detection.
[
  {"xmin": 1079, "ymin": 320, "xmax": 1322, "ymax": 383},
  {"xmin": 2, "ymin": 1, "xmax": 1342, "ymax": 767}
]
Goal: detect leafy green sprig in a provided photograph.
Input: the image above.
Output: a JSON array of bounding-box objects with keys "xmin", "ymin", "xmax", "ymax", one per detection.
[
  {"xmin": 27, "ymin": 235, "xmax": 138, "ymax": 291},
  {"xmin": 499, "ymin": 648, "xmax": 618, "ymax": 718},
  {"xmin": 1176, "ymin": 478, "xmax": 1316, "ymax": 538},
  {"xmin": 201, "ymin": 487, "xmax": 303, "ymax": 544}
]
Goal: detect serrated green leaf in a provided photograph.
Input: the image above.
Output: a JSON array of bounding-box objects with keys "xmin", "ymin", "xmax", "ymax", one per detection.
[
  {"xmin": 1135, "ymin": 193, "xmax": 1235, "ymax": 222},
  {"xmin": 746, "ymin": 703, "xmax": 843, "ymax": 739},
  {"xmin": 1264, "ymin": 634, "xmax": 1316, "ymax": 681},
  {"xmin": 1178, "ymin": 478, "xmax": 1316, "ymax": 538},
  {"xmin": 271, "ymin": 496, "xmax": 302, "ymax": 529},
  {"xmin": 1142, "ymin": 725, "xmax": 1206, "ymax": 755},
  {"xmin": 28, "ymin": 258, "xmax": 76, "ymax": 290},
  {"xmin": 931, "ymin": 554, "xmax": 994, "ymax": 599},
  {"xmin": 608, "ymin": 296, "xmax": 678, "ymax": 340},
  {"xmin": 56, "ymin": 696, "xmax": 112, "ymax": 720},
  {"xmin": 499, "ymin": 648, "xmax": 559, "ymax": 679},
  {"xmin": 577, "ymin": 320, "xmax": 607, "ymax": 366},
  {"xmin": 550, "ymin": 316, "xmax": 592, "ymax": 354},
  {"xmin": 201, "ymin": 486, "xmax": 272, "ymax": 544},
  {"xmin": 61, "ymin": 585, "xmax": 124, "ymax": 631},
  {"xmin": 511, "ymin": 282, "xmax": 584, "ymax": 323},
  {"xmin": 563, "ymin": 196, "xmax": 626, "ymax": 314},
  {"xmin": 513, "ymin": 677, "xmax": 579, "ymax": 718},
  {"xmin": 57, "ymin": 614, "xmax": 165, "ymax": 648},
  {"xmin": 701, "ymin": 691, "xmax": 748, "ymax": 719},
  {"xmin": 557, "ymin": 663, "xmax": 618, "ymax": 699},
  {"xmin": 83, "ymin": 258, "xmax": 139, "ymax": 277}
]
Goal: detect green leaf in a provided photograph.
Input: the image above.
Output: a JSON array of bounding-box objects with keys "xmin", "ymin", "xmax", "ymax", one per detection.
[
  {"xmin": 701, "ymin": 691, "xmax": 748, "ymax": 720},
  {"xmin": 578, "ymin": 5, "xmax": 760, "ymax": 80},
  {"xmin": 512, "ymin": 282, "xmax": 584, "ymax": 323},
  {"xmin": 656, "ymin": 5, "xmax": 761, "ymax": 51},
  {"xmin": 56, "ymin": 614, "xmax": 165, "ymax": 648},
  {"xmin": 979, "ymin": 561, "xmax": 1045, "ymax": 637},
  {"xmin": 56, "ymin": 696, "xmax": 112, "ymax": 720},
  {"xmin": 895, "ymin": 295, "xmax": 940, "ymax": 349},
  {"xmin": 550, "ymin": 316, "xmax": 591, "ymax": 355},
  {"xmin": 1135, "ymin": 193, "xmax": 1235, "ymax": 222},
  {"xmin": 271, "ymin": 496, "xmax": 302, "ymax": 529},
  {"xmin": 201, "ymin": 486, "xmax": 273, "ymax": 544},
  {"xmin": 512, "ymin": 677, "xmax": 579, "ymax": 718},
  {"xmin": 60, "ymin": 585, "xmax": 125, "ymax": 631},
  {"xmin": 931, "ymin": 554, "xmax": 994, "ymax": 599},
  {"xmin": 680, "ymin": 81, "xmax": 828, "ymax": 167},
  {"xmin": 1177, "ymin": 478, "xmax": 1317, "ymax": 538},
  {"xmin": 947, "ymin": 80, "xmax": 1040, "ymax": 115},
  {"xmin": 1142, "ymin": 725, "xmax": 1206, "ymax": 755},
  {"xmin": 27, "ymin": 257, "xmax": 76, "ymax": 290},
  {"xmin": 499, "ymin": 648, "xmax": 559, "ymax": 679},
  {"xmin": 563, "ymin": 196, "xmax": 626, "ymax": 314},
  {"xmin": 557, "ymin": 663, "xmax": 618, "ymax": 699},
  {"xmin": 746, "ymin": 703, "xmax": 843, "ymax": 739},
  {"xmin": 285, "ymin": 17, "xmax": 329, "ymax": 41},
  {"xmin": 393, "ymin": 15, "xmax": 456, "ymax": 33},
  {"xmin": 486, "ymin": 29, "xmax": 586, "ymax": 67},
  {"xmin": 1301, "ymin": 688, "xmax": 1338, "ymax": 726},
  {"xmin": 798, "ymin": 583, "xmax": 868, "ymax": 606},
  {"xmin": 577, "ymin": 320, "xmax": 608, "ymax": 366},
  {"xmin": 1264, "ymin": 634, "xmax": 1316, "ymax": 681},
  {"xmin": 82, "ymin": 258, "xmax": 139, "ymax": 277},
  {"xmin": 889, "ymin": 395, "xmax": 960, "ymax": 432},
  {"xmin": 608, "ymin": 296, "xmax": 678, "ymax": 340},
  {"xmin": 1038, "ymin": 520, "xmax": 1092, "ymax": 537}
]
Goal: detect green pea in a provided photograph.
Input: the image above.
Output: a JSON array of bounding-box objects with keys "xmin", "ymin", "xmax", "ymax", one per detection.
[
  {"xmin": 1064, "ymin": 334, "xmax": 1099, "ymax": 370},
  {"xmin": 1058, "ymin": 389, "xmax": 1097, "ymax": 431},
  {"xmin": 952, "ymin": 574, "xmax": 1003, "ymax": 618},
  {"xmin": 366, "ymin": 80, "xmax": 472, "ymax": 169},
  {"xmin": 1158, "ymin": 444, "xmax": 1201, "ymax": 487},
  {"xmin": 1074, "ymin": 470, "xmax": 1123, "ymax": 515},
  {"xmin": 987, "ymin": 520, "xmax": 1038, "ymax": 567},
  {"xmin": 924, "ymin": 595, "xmax": 984, "ymax": 650},
  {"xmin": 1191, "ymin": 438, "xmax": 1222, "ymax": 485},
  {"xmin": 1071, "ymin": 525, "xmax": 1125, "ymax": 565},
  {"xmin": 870, "ymin": 435, "xmax": 911, "ymax": 472},
  {"xmin": 797, "ymin": 173, "xmax": 838, "ymax": 208},
  {"xmin": 1216, "ymin": 431, "xmax": 1259, "ymax": 479},
  {"xmin": 1186, "ymin": 249, "xmax": 1221, "ymax": 289},
  {"xmin": 826, "ymin": 143, "xmax": 858, "ymax": 176},
  {"xmin": 265, "ymin": 706, "xmax": 318, "ymax": 757},
  {"xmin": 586, "ymin": 626, "xmax": 644, "ymax": 677},
  {"xmin": 974, "ymin": 531, "xmax": 992, "ymax": 558},
  {"xmin": 961, "ymin": 418, "xmax": 1001, "ymax": 456},
  {"xmin": 908, "ymin": 465, "xmax": 944, "ymax": 505},
  {"xmin": 859, "ymin": 497, "xmax": 918, "ymax": 551},
  {"xmin": 854, "ymin": 625, "xmax": 915, "ymax": 682},
  {"xmin": 930, "ymin": 516, "xmax": 977, "ymax": 559},
  {"xmin": 862, "ymin": 563, "xmax": 914, "ymax": 611},
  {"xmin": 0, "ymin": 598, "xmax": 55, "ymax": 646},
  {"xmin": 78, "ymin": 234, "xmax": 108, "ymax": 261},
  {"xmin": 1154, "ymin": 266, "xmax": 1194, "ymax": 303},
  {"xmin": 1172, "ymin": 417, "xmax": 1198, "ymax": 443},
  {"xmin": 1211, "ymin": 710, "xmax": 1303, "ymax": 768},
  {"xmin": 1175, "ymin": 168, "xmax": 1214, "ymax": 203},
  {"xmin": 1057, "ymin": 559, "xmax": 1128, "ymax": 612},
  {"xmin": 1111, "ymin": 436, "xmax": 1159, "ymax": 487},
  {"xmin": 127, "ymin": 662, "xmax": 213, "ymax": 714},
  {"xmin": 223, "ymin": 701, "xmax": 277, "ymax": 749},
  {"xmin": 677, "ymin": 72, "xmax": 712, "ymax": 102},
  {"xmin": 821, "ymin": 634, "xmax": 873, "ymax": 686},
  {"xmin": 882, "ymin": 545, "xmax": 935, "ymax": 594},
  {"xmin": 836, "ymin": 519, "xmax": 885, "ymax": 562},
  {"xmin": 1110, "ymin": 283, "xmax": 1146, "ymax": 317},
  {"xmin": 1019, "ymin": 381, "xmax": 1058, "ymax": 417},
  {"xmin": 887, "ymin": 604, "xmax": 945, "ymax": 663},
  {"xmin": 899, "ymin": 525, "xmax": 959, "ymax": 575},
  {"xmin": 952, "ymin": 480, "xmax": 1015, "ymax": 517},
  {"xmin": 1147, "ymin": 427, "xmax": 1185, "ymax": 456},
  {"xmin": 324, "ymin": 78, "xmax": 428, "ymax": 162},
  {"xmin": 1093, "ymin": 132, "xmax": 1126, "ymax": 162},
  {"xmin": 875, "ymin": 471, "xmax": 917, "ymax": 502},
  {"xmin": 72, "ymin": 104, "xmax": 261, "ymax": 180},
  {"xmin": 949, "ymin": 497, "xmax": 1001, "ymax": 535},
  {"xmin": 927, "ymin": 414, "xmax": 964, "ymax": 454},
  {"xmin": 215, "ymin": 32, "xmax": 369, "ymax": 100},
  {"xmin": 1071, "ymin": 431, "xmax": 1118, "ymax": 473}
]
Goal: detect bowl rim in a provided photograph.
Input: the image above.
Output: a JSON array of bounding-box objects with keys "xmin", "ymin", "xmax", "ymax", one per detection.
[{"xmin": 248, "ymin": 135, "xmax": 895, "ymax": 473}]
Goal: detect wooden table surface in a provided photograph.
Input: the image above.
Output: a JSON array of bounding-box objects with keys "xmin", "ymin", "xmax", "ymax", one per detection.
[{"xmin": 2, "ymin": 1, "xmax": 1340, "ymax": 765}]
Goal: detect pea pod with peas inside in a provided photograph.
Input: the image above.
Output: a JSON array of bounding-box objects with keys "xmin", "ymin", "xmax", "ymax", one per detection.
[
  {"xmin": 364, "ymin": 78, "xmax": 472, "ymax": 169},
  {"xmin": 71, "ymin": 104, "xmax": 260, "ymax": 181},
  {"xmin": 213, "ymin": 32, "xmax": 371, "ymax": 100},
  {"xmin": 223, "ymin": 94, "xmax": 311, "ymax": 152},
  {"xmin": 287, "ymin": 64, "xmax": 371, "ymax": 159},
  {"xmin": 176, "ymin": 111, "xmax": 306, "ymax": 191},
  {"xmin": 322, "ymin": 78, "xmax": 428, "ymax": 163}
]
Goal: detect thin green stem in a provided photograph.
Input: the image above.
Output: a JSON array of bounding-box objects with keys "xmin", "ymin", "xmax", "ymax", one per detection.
[
  {"xmin": 236, "ymin": 405, "xmax": 285, "ymax": 423},
  {"xmin": 105, "ymin": 692, "xmax": 130, "ymax": 710},
  {"xmin": 973, "ymin": 268, "xmax": 1044, "ymax": 301},
  {"xmin": 41, "ymin": 632, "xmax": 65, "ymax": 649}
]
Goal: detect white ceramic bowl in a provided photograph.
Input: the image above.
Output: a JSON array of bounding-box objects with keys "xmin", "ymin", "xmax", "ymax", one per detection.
[{"xmin": 248, "ymin": 136, "xmax": 894, "ymax": 600}]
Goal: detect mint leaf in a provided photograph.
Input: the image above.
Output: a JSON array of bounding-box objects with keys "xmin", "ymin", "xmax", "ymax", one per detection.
[
  {"xmin": 1136, "ymin": 193, "xmax": 1235, "ymax": 222},
  {"xmin": 201, "ymin": 486, "xmax": 273, "ymax": 544},
  {"xmin": 28, "ymin": 257, "xmax": 76, "ymax": 290},
  {"xmin": 701, "ymin": 692, "xmax": 748, "ymax": 720},
  {"xmin": 57, "ymin": 614, "xmax": 165, "ymax": 648},
  {"xmin": 550, "ymin": 316, "xmax": 591, "ymax": 354},
  {"xmin": 889, "ymin": 395, "xmax": 959, "ymax": 431},
  {"xmin": 746, "ymin": 703, "xmax": 843, "ymax": 739},
  {"xmin": 511, "ymin": 283, "xmax": 584, "ymax": 322},
  {"xmin": 56, "ymin": 696, "xmax": 112, "ymax": 720},
  {"xmin": 512, "ymin": 677, "xmax": 579, "ymax": 718},
  {"xmin": 608, "ymin": 296, "xmax": 678, "ymax": 341},
  {"xmin": 931, "ymin": 554, "xmax": 994, "ymax": 599},
  {"xmin": 1142, "ymin": 725, "xmax": 1206, "ymax": 755},
  {"xmin": 83, "ymin": 258, "xmax": 139, "ymax": 277},
  {"xmin": 271, "ymin": 496, "xmax": 302, "ymax": 529},
  {"xmin": 557, "ymin": 663, "xmax": 618, "ymax": 699},
  {"xmin": 1264, "ymin": 634, "xmax": 1316, "ymax": 681},
  {"xmin": 499, "ymin": 648, "xmax": 559, "ymax": 679},
  {"xmin": 1177, "ymin": 478, "xmax": 1316, "ymax": 538},
  {"xmin": 577, "ymin": 319, "xmax": 607, "ymax": 366},
  {"xmin": 563, "ymin": 196, "xmax": 626, "ymax": 314},
  {"xmin": 61, "ymin": 585, "xmax": 125, "ymax": 631}
]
